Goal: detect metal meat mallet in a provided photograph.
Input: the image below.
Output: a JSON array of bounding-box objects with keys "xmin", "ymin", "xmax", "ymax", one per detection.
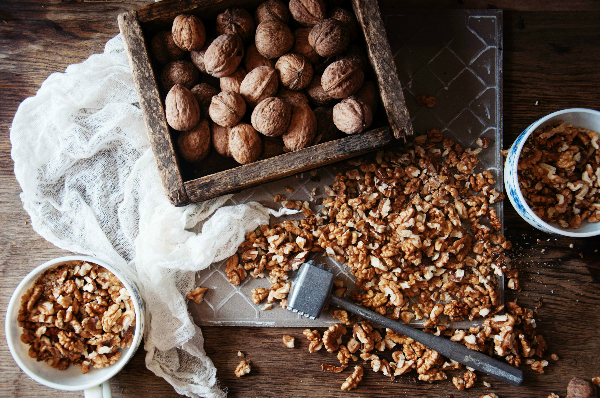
[{"xmin": 287, "ymin": 261, "xmax": 523, "ymax": 386}]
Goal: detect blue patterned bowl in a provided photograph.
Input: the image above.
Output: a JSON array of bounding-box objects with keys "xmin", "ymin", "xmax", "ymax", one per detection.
[{"xmin": 504, "ymin": 108, "xmax": 600, "ymax": 237}]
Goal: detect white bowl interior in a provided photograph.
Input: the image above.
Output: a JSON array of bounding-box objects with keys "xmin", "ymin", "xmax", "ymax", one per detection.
[{"xmin": 5, "ymin": 256, "xmax": 143, "ymax": 391}]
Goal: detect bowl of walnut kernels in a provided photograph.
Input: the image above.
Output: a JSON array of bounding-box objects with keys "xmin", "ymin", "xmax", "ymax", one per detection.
[
  {"xmin": 5, "ymin": 255, "xmax": 144, "ymax": 393},
  {"xmin": 504, "ymin": 108, "xmax": 600, "ymax": 237}
]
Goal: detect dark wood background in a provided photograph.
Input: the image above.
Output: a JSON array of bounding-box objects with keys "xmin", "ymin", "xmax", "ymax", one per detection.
[{"xmin": 1, "ymin": 1, "xmax": 599, "ymax": 397}]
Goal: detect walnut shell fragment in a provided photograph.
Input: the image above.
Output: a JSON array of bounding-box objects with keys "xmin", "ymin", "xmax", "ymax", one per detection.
[
  {"xmin": 177, "ymin": 119, "xmax": 211, "ymax": 163},
  {"xmin": 216, "ymin": 8, "xmax": 255, "ymax": 43},
  {"xmin": 309, "ymin": 19, "xmax": 350, "ymax": 58},
  {"xmin": 172, "ymin": 14, "xmax": 206, "ymax": 51},
  {"xmin": 251, "ymin": 97, "xmax": 292, "ymax": 137},
  {"xmin": 333, "ymin": 96, "xmax": 373, "ymax": 135},
  {"xmin": 161, "ymin": 60, "xmax": 200, "ymax": 92},
  {"xmin": 293, "ymin": 28, "xmax": 320, "ymax": 64},
  {"xmin": 151, "ymin": 31, "xmax": 185, "ymax": 65},
  {"xmin": 244, "ymin": 43, "xmax": 275, "ymax": 71},
  {"xmin": 209, "ymin": 91, "xmax": 246, "ymax": 127},
  {"xmin": 321, "ymin": 59, "xmax": 364, "ymax": 99},
  {"xmin": 255, "ymin": 0, "xmax": 289, "ymax": 25},
  {"xmin": 204, "ymin": 34, "xmax": 244, "ymax": 78},
  {"xmin": 289, "ymin": 0, "xmax": 326, "ymax": 26},
  {"xmin": 165, "ymin": 84, "xmax": 201, "ymax": 131},
  {"xmin": 275, "ymin": 54, "xmax": 314, "ymax": 91},
  {"xmin": 229, "ymin": 123, "xmax": 263, "ymax": 164},
  {"xmin": 211, "ymin": 123, "xmax": 232, "ymax": 157},
  {"xmin": 240, "ymin": 66, "xmax": 279, "ymax": 107},
  {"xmin": 282, "ymin": 103, "xmax": 317, "ymax": 151},
  {"xmin": 255, "ymin": 21, "xmax": 294, "ymax": 59}
]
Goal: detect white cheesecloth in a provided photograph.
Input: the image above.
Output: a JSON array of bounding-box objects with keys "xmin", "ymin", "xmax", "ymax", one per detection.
[{"xmin": 10, "ymin": 34, "xmax": 283, "ymax": 398}]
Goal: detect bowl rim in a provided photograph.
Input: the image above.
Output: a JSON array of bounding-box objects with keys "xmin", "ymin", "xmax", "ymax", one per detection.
[
  {"xmin": 505, "ymin": 107, "xmax": 600, "ymax": 237},
  {"xmin": 5, "ymin": 255, "xmax": 144, "ymax": 391}
]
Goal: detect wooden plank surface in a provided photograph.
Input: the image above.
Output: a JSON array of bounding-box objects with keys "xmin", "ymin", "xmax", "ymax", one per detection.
[{"xmin": 1, "ymin": 1, "xmax": 600, "ymax": 397}]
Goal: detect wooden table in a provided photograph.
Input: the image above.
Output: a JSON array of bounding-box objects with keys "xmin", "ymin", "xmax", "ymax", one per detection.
[{"xmin": 1, "ymin": 1, "xmax": 599, "ymax": 397}]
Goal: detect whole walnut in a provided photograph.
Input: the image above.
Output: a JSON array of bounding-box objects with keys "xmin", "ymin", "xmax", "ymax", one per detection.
[
  {"xmin": 229, "ymin": 123, "xmax": 263, "ymax": 164},
  {"xmin": 239, "ymin": 66, "xmax": 279, "ymax": 107},
  {"xmin": 216, "ymin": 8, "xmax": 255, "ymax": 43},
  {"xmin": 289, "ymin": 0, "xmax": 326, "ymax": 26},
  {"xmin": 244, "ymin": 43, "xmax": 275, "ymax": 71},
  {"xmin": 278, "ymin": 88, "xmax": 310, "ymax": 107},
  {"xmin": 283, "ymin": 104, "xmax": 317, "ymax": 151},
  {"xmin": 191, "ymin": 83, "xmax": 219, "ymax": 114},
  {"xmin": 211, "ymin": 123, "xmax": 232, "ymax": 157},
  {"xmin": 313, "ymin": 106, "xmax": 342, "ymax": 144},
  {"xmin": 151, "ymin": 31, "xmax": 185, "ymax": 65},
  {"xmin": 261, "ymin": 136, "xmax": 285, "ymax": 159},
  {"xmin": 255, "ymin": 0, "xmax": 289, "ymax": 25},
  {"xmin": 292, "ymin": 28, "xmax": 320, "ymax": 64},
  {"xmin": 204, "ymin": 34, "xmax": 244, "ymax": 78},
  {"xmin": 209, "ymin": 91, "xmax": 246, "ymax": 127},
  {"xmin": 337, "ymin": 44, "xmax": 369, "ymax": 72},
  {"xmin": 333, "ymin": 96, "xmax": 372, "ymax": 135},
  {"xmin": 275, "ymin": 54, "xmax": 313, "ymax": 91},
  {"xmin": 178, "ymin": 119, "xmax": 211, "ymax": 163},
  {"xmin": 190, "ymin": 39, "xmax": 212, "ymax": 74},
  {"xmin": 308, "ymin": 19, "xmax": 350, "ymax": 57},
  {"xmin": 220, "ymin": 67, "xmax": 247, "ymax": 93},
  {"xmin": 321, "ymin": 59, "xmax": 364, "ymax": 98},
  {"xmin": 161, "ymin": 60, "xmax": 200, "ymax": 92},
  {"xmin": 172, "ymin": 14, "xmax": 206, "ymax": 51},
  {"xmin": 305, "ymin": 74, "xmax": 334, "ymax": 106},
  {"xmin": 165, "ymin": 84, "xmax": 201, "ymax": 131},
  {"xmin": 255, "ymin": 21, "xmax": 294, "ymax": 59},
  {"xmin": 355, "ymin": 81, "xmax": 379, "ymax": 113},
  {"xmin": 566, "ymin": 378, "xmax": 597, "ymax": 398},
  {"xmin": 329, "ymin": 7, "xmax": 359, "ymax": 41},
  {"xmin": 251, "ymin": 97, "xmax": 292, "ymax": 137}
]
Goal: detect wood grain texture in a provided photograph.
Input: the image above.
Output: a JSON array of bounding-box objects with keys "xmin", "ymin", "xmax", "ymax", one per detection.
[{"xmin": 1, "ymin": 1, "xmax": 600, "ymax": 397}]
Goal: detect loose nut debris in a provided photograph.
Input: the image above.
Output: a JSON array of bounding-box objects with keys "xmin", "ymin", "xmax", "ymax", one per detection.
[
  {"xmin": 282, "ymin": 104, "xmax": 317, "ymax": 151},
  {"xmin": 322, "ymin": 59, "xmax": 364, "ymax": 99},
  {"xmin": 186, "ymin": 287, "xmax": 209, "ymax": 303},
  {"xmin": 165, "ymin": 84, "xmax": 201, "ymax": 131},
  {"xmin": 209, "ymin": 91, "xmax": 246, "ymax": 127},
  {"xmin": 172, "ymin": 14, "xmax": 206, "ymax": 51},
  {"xmin": 235, "ymin": 359, "xmax": 251, "ymax": 377},
  {"xmin": 240, "ymin": 66, "xmax": 279, "ymax": 107},
  {"xmin": 289, "ymin": 0, "xmax": 326, "ymax": 27},
  {"xmin": 216, "ymin": 8, "xmax": 255, "ymax": 43},
  {"xmin": 333, "ymin": 96, "xmax": 373, "ymax": 135},
  {"xmin": 282, "ymin": 334, "xmax": 295, "ymax": 348},
  {"xmin": 341, "ymin": 366, "xmax": 363, "ymax": 391},
  {"xmin": 251, "ymin": 97, "xmax": 292, "ymax": 137},
  {"xmin": 275, "ymin": 53, "xmax": 314, "ymax": 91},
  {"xmin": 309, "ymin": 19, "xmax": 350, "ymax": 58},
  {"xmin": 229, "ymin": 123, "xmax": 262, "ymax": 164},
  {"xmin": 255, "ymin": 20, "xmax": 294, "ymax": 59},
  {"xmin": 204, "ymin": 34, "xmax": 244, "ymax": 78},
  {"xmin": 161, "ymin": 60, "xmax": 199, "ymax": 92},
  {"xmin": 255, "ymin": 0, "xmax": 289, "ymax": 25},
  {"xmin": 177, "ymin": 119, "xmax": 211, "ymax": 162}
]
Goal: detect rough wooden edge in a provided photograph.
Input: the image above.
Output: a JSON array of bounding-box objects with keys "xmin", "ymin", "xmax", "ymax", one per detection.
[
  {"xmin": 352, "ymin": 0, "xmax": 414, "ymax": 142},
  {"xmin": 184, "ymin": 127, "xmax": 393, "ymax": 203},
  {"xmin": 118, "ymin": 11, "xmax": 190, "ymax": 206}
]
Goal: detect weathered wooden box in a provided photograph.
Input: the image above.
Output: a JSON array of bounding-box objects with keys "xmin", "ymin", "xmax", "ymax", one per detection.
[{"xmin": 118, "ymin": 0, "xmax": 412, "ymax": 206}]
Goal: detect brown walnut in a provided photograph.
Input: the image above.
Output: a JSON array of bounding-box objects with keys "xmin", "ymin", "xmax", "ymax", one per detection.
[
  {"xmin": 278, "ymin": 88, "xmax": 309, "ymax": 107},
  {"xmin": 191, "ymin": 83, "xmax": 219, "ymax": 114},
  {"xmin": 211, "ymin": 123, "xmax": 232, "ymax": 157},
  {"xmin": 255, "ymin": 0, "xmax": 289, "ymax": 25},
  {"xmin": 220, "ymin": 67, "xmax": 247, "ymax": 93},
  {"xmin": 255, "ymin": 21, "xmax": 294, "ymax": 59},
  {"xmin": 313, "ymin": 106, "xmax": 342, "ymax": 144},
  {"xmin": 289, "ymin": 0, "xmax": 326, "ymax": 26},
  {"xmin": 275, "ymin": 54, "xmax": 313, "ymax": 91},
  {"xmin": 204, "ymin": 34, "xmax": 244, "ymax": 78},
  {"xmin": 190, "ymin": 39, "xmax": 212, "ymax": 74},
  {"xmin": 165, "ymin": 84, "xmax": 201, "ymax": 132},
  {"xmin": 329, "ymin": 7, "xmax": 359, "ymax": 41},
  {"xmin": 150, "ymin": 31, "xmax": 185, "ymax": 65},
  {"xmin": 283, "ymin": 104, "xmax": 317, "ymax": 151},
  {"xmin": 567, "ymin": 378, "xmax": 597, "ymax": 398},
  {"xmin": 244, "ymin": 44, "xmax": 275, "ymax": 71},
  {"xmin": 308, "ymin": 19, "xmax": 350, "ymax": 58},
  {"xmin": 161, "ymin": 60, "xmax": 200, "ymax": 92},
  {"xmin": 355, "ymin": 81, "xmax": 379, "ymax": 113},
  {"xmin": 337, "ymin": 44, "xmax": 369, "ymax": 72},
  {"xmin": 229, "ymin": 123, "xmax": 263, "ymax": 164},
  {"xmin": 292, "ymin": 28, "xmax": 320, "ymax": 64},
  {"xmin": 216, "ymin": 8, "xmax": 255, "ymax": 43},
  {"xmin": 305, "ymin": 74, "xmax": 334, "ymax": 106},
  {"xmin": 260, "ymin": 136, "xmax": 285, "ymax": 159},
  {"xmin": 172, "ymin": 14, "xmax": 206, "ymax": 52},
  {"xmin": 209, "ymin": 91, "xmax": 246, "ymax": 127},
  {"xmin": 177, "ymin": 119, "xmax": 211, "ymax": 163},
  {"xmin": 332, "ymin": 96, "xmax": 372, "ymax": 135},
  {"xmin": 239, "ymin": 66, "xmax": 279, "ymax": 107},
  {"xmin": 321, "ymin": 59, "xmax": 364, "ymax": 99},
  {"xmin": 251, "ymin": 97, "xmax": 292, "ymax": 137}
]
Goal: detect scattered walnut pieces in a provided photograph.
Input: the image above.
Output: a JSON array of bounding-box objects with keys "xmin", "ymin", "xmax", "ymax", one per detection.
[
  {"xmin": 416, "ymin": 95, "xmax": 437, "ymax": 108},
  {"xmin": 517, "ymin": 121, "xmax": 600, "ymax": 229},
  {"xmin": 187, "ymin": 287, "xmax": 208, "ymax": 303},
  {"xmin": 18, "ymin": 261, "xmax": 135, "ymax": 373},
  {"xmin": 341, "ymin": 365, "xmax": 363, "ymax": 391},
  {"xmin": 303, "ymin": 329, "xmax": 323, "ymax": 353},
  {"xmin": 282, "ymin": 334, "xmax": 295, "ymax": 348},
  {"xmin": 235, "ymin": 359, "xmax": 252, "ymax": 377},
  {"xmin": 592, "ymin": 376, "xmax": 600, "ymax": 387},
  {"xmin": 322, "ymin": 363, "xmax": 347, "ymax": 373}
]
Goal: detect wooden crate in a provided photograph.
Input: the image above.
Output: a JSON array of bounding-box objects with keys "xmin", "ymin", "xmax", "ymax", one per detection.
[{"xmin": 118, "ymin": 0, "xmax": 412, "ymax": 206}]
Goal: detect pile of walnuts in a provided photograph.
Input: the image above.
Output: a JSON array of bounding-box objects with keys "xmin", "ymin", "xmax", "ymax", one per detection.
[{"xmin": 150, "ymin": 0, "xmax": 379, "ymax": 165}]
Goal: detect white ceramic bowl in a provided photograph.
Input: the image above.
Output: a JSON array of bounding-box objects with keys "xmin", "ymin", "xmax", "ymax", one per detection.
[
  {"xmin": 5, "ymin": 255, "xmax": 145, "ymax": 396},
  {"xmin": 504, "ymin": 108, "xmax": 600, "ymax": 237}
]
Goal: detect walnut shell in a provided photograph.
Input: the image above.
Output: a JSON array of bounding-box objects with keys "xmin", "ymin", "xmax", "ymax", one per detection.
[
  {"xmin": 289, "ymin": 0, "xmax": 326, "ymax": 26},
  {"xmin": 220, "ymin": 67, "xmax": 247, "ymax": 93},
  {"xmin": 355, "ymin": 80, "xmax": 379, "ymax": 113},
  {"xmin": 191, "ymin": 83, "xmax": 219, "ymax": 113},
  {"xmin": 255, "ymin": 0, "xmax": 289, "ymax": 25},
  {"xmin": 314, "ymin": 106, "xmax": 342, "ymax": 144},
  {"xmin": 244, "ymin": 43, "xmax": 275, "ymax": 71},
  {"xmin": 275, "ymin": 54, "xmax": 313, "ymax": 91},
  {"xmin": 165, "ymin": 84, "xmax": 201, "ymax": 131},
  {"xmin": 211, "ymin": 122, "xmax": 232, "ymax": 157},
  {"xmin": 251, "ymin": 97, "xmax": 292, "ymax": 137},
  {"xmin": 261, "ymin": 136, "xmax": 285, "ymax": 159},
  {"xmin": 204, "ymin": 34, "xmax": 244, "ymax": 78},
  {"xmin": 292, "ymin": 28, "xmax": 320, "ymax": 64},
  {"xmin": 161, "ymin": 60, "xmax": 200, "ymax": 92},
  {"xmin": 305, "ymin": 74, "xmax": 334, "ymax": 106},
  {"xmin": 329, "ymin": 7, "xmax": 359, "ymax": 41},
  {"xmin": 172, "ymin": 14, "xmax": 206, "ymax": 52},
  {"xmin": 229, "ymin": 123, "xmax": 263, "ymax": 164},
  {"xmin": 308, "ymin": 19, "xmax": 350, "ymax": 58},
  {"xmin": 216, "ymin": 8, "xmax": 255, "ymax": 43},
  {"xmin": 239, "ymin": 66, "xmax": 279, "ymax": 107},
  {"xmin": 321, "ymin": 59, "xmax": 364, "ymax": 99},
  {"xmin": 151, "ymin": 31, "xmax": 185, "ymax": 65},
  {"xmin": 255, "ymin": 21, "xmax": 294, "ymax": 59},
  {"xmin": 278, "ymin": 88, "xmax": 309, "ymax": 107},
  {"xmin": 333, "ymin": 96, "xmax": 372, "ymax": 135},
  {"xmin": 209, "ymin": 91, "xmax": 246, "ymax": 127},
  {"xmin": 283, "ymin": 103, "xmax": 317, "ymax": 151},
  {"xmin": 190, "ymin": 39, "xmax": 212, "ymax": 74},
  {"xmin": 178, "ymin": 119, "xmax": 211, "ymax": 162},
  {"xmin": 337, "ymin": 44, "xmax": 369, "ymax": 72}
]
